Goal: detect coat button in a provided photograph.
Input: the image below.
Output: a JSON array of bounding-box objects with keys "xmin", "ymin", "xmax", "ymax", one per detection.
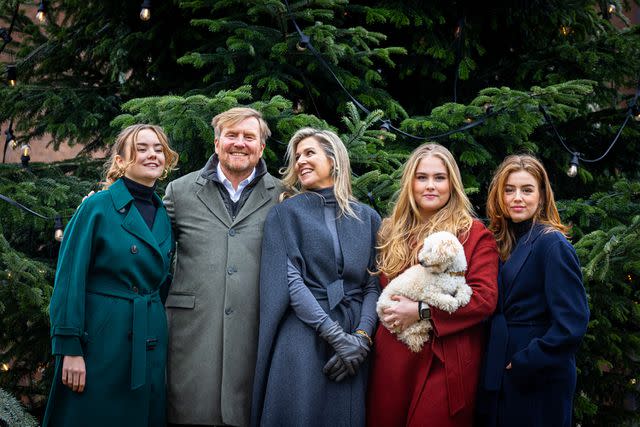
[
  {"xmin": 130, "ymin": 245, "xmax": 138, "ymax": 254},
  {"xmin": 227, "ymin": 266, "xmax": 237, "ymax": 275},
  {"xmin": 132, "ymin": 286, "xmax": 139, "ymax": 294},
  {"xmin": 118, "ymin": 208, "xmax": 126, "ymax": 213},
  {"xmin": 225, "ymin": 308, "xmax": 233, "ymax": 315},
  {"xmin": 228, "ymin": 229, "xmax": 236, "ymax": 236}
]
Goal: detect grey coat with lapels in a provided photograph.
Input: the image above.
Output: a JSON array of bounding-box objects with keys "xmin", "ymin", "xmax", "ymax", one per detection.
[{"xmin": 163, "ymin": 155, "xmax": 283, "ymax": 426}]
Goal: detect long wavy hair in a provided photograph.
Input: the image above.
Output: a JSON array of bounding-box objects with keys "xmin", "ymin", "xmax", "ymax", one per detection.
[
  {"xmin": 486, "ymin": 154, "xmax": 568, "ymax": 260},
  {"xmin": 103, "ymin": 124, "xmax": 179, "ymax": 189},
  {"xmin": 377, "ymin": 143, "xmax": 474, "ymax": 279},
  {"xmin": 280, "ymin": 127, "xmax": 356, "ymax": 218}
]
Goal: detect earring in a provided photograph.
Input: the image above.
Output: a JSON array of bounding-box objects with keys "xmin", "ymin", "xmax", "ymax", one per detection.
[{"xmin": 160, "ymin": 167, "xmax": 170, "ymax": 180}]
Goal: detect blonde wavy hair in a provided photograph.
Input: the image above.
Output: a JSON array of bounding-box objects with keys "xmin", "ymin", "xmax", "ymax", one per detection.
[
  {"xmin": 103, "ymin": 124, "xmax": 179, "ymax": 189},
  {"xmin": 377, "ymin": 143, "xmax": 474, "ymax": 279},
  {"xmin": 280, "ymin": 128, "xmax": 357, "ymax": 218},
  {"xmin": 486, "ymin": 154, "xmax": 568, "ymax": 261}
]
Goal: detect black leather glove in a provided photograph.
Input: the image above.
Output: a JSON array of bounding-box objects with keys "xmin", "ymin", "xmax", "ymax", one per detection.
[
  {"xmin": 323, "ymin": 354, "xmax": 349, "ymax": 382},
  {"xmin": 318, "ymin": 320, "xmax": 370, "ymax": 378}
]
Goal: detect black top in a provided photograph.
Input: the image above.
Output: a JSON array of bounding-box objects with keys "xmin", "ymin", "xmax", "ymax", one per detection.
[
  {"xmin": 509, "ymin": 218, "xmax": 534, "ymax": 241},
  {"xmin": 122, "ymin": 176, "xmax": 158, "ymax": 230}
]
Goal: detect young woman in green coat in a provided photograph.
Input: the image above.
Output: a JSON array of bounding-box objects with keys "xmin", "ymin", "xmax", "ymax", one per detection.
[{"xmin": 43, "ymin": 124, "xmax": 179, "ymax": 427}]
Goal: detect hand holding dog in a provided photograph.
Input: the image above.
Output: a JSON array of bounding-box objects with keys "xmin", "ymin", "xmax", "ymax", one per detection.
[{"xmin": 383, "ymin": 294, "xmax": 420, "ymax": 332}]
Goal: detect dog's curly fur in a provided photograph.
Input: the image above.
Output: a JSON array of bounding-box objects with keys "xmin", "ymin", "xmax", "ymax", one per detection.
[{"xmin": 376, "ymin": 231, "xmax": 472, "ymax": 352}]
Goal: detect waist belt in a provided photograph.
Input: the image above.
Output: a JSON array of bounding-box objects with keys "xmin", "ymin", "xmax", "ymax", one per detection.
[
  {"xmin": 87, "ymin": 284, "xmax": 161, "ymax": 390},
  {"xmin": 483, "ymin": 314, "xmax": 550, "ymax": 391},
  {"xmin": 310, "ymin": 279, "xmax": 363, "ymax": 311}
]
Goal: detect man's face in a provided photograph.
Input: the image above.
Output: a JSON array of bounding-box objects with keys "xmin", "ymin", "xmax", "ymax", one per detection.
[{"xmin": 214, "ymin": 117, "xmax": 265, "ymax": 182}]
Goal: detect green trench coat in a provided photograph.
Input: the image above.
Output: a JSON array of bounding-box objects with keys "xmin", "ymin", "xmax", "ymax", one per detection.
[{"xmin": 43, "ymin": 178, "xmax": 173, "ymax": 427}]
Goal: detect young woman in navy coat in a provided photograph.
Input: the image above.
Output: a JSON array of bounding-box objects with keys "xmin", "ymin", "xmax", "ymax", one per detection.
[
  {"xmin": 477, "ymin": 155, "xmax": 590, "ymax": 427},
  {"xmin": 43, "ymin": 124, "xmax": 178, "ymax": 427}
]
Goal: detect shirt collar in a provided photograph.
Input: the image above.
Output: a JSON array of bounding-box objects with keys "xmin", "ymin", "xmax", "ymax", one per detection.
[{"xmin": 216, "ymin": 162, "xmax": 256, "ymax": 190}]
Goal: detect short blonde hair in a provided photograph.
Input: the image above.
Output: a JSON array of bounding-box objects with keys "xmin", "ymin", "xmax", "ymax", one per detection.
[
  {"xmin": 211, "ymin": 107, "xmax": 271, "ymax": 145},
  {"xmin": 377, "ymin": 143, "xmax": 474, "ymax": 278},
  {"xmin": 486, "ymin": 154, "xmax": 568, "ymax": 260},
  {"xmin": 280, "ymin": 127, "xmax": 357, "ymax": 218},
  {"xmin": 103, "ymin": 124, "xmax": 179, "ymax": 189}
]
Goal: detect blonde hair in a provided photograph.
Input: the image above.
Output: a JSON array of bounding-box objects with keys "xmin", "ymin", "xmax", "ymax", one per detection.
[
  {"xmin": 486, "ymin": 154, "xmax": 568, "ymax": 260},
  {"xmin": 211, "ymin": 107, "xmax": 271, "ymax": 145},
  {"xmin": 377, "ymin": 143, "xmax": 474, "ymax": 279},
  {"xmin": 280, "ymin": 127, "xmax": 357, "ymax": 218},
  {"xmin": 103, "ymin": 124, "xmax": 179, "ymax": 189}
]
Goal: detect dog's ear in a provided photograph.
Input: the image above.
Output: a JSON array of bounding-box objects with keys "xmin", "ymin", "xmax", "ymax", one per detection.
[{"xmin": 436, "ymin": 238, "xmax": 457, "ymax": 261}]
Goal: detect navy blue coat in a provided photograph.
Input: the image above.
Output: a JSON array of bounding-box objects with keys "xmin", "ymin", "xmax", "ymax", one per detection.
[{"xmin": 478, "ymin": 224, "xmax": 589, "ymax": 427}]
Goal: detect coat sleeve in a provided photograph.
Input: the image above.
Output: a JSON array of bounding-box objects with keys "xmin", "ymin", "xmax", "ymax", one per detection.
[
  {"xmin": 431, "ymin": 223, "xmax": 499, "ymax": 337},
  {"xmin": 509, "ymin": 237, "xmax": 590, "ymax": 382},
  {"xmin": 161, "ymin": 181, "xmax": 177, "ymax": 302},
  {"xmin": 163, "ymin": 180, "xmax": 177, "ymax": 232},
  {"xmin": 49, "ymin": 199, "xmax": 99, "ymax": 356},
  {"xmin": 356, "ymin": 210, "xmax": 382, "ymax": 337}
]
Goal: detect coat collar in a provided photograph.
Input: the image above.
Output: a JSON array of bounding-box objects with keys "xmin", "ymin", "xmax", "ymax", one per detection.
[{"xmin": 194, "ymin": 162, "xmax": 276, "ymax": 227}]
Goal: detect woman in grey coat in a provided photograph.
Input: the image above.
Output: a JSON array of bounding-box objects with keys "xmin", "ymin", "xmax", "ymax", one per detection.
[{"xmin": 252, "ymin": 128, "xmax": 381, "ymax": 427}]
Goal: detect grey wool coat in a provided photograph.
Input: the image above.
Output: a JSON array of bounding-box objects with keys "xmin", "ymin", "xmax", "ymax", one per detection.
[
  {"xmin": 164, "ymin": 155, "xmax": 283, "ymax": 426},
  {"xmin": 252, "ymin": 192, "xmax": 381, "ymax": 427}
]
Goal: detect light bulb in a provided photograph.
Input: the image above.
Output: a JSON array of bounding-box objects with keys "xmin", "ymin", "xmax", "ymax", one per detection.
[
  {"xmin": 7, "ymin": 64, "xmax": 16, "ymax": 86},
  {"xmin": 608, "ymin": 4, "xmax": 616, "ymax": 14},
  {"xmin": 21, "ymin": 144, "xmax": 31, "ymax": 157},
  {"xmin": 296, "ymin": 34, "xmax": 310, "ymax": 52},
  {"xmin": 54, "ymin": 216, "xmax": 64, "ymax": 242},
  {"xmin": 567, "ymin": 153, "xmax": 580, "ymax": 178},
  {"xmin": 560, "ymin": 26, "xmax": 571, "ymax": 37},
  {"xmin": 140, "ymin": 8, "xmax": 151, "ymax": 21},
  {"xmin": 35, "ymin": 1, "xmax": 46, "ymax": 23},
  {"xmin": 140, "ymin": 0, "xmax": 152, "ymax": 21}
]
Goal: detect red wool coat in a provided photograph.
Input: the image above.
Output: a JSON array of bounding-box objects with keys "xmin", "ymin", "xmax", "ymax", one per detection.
[{"xmin": 367, "ymin": 220, "xmax": 499, "ymax": 427}]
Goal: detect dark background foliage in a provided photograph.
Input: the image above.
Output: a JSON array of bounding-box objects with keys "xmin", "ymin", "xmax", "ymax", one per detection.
[{"xmin": 1, "ymin": 0, "xmax": 639, "ymax": 424}]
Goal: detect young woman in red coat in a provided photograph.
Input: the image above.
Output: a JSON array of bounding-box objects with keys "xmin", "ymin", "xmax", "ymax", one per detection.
[{"xmin": 367, "ymin": 143, "xmax": 499, "ymax": 427}]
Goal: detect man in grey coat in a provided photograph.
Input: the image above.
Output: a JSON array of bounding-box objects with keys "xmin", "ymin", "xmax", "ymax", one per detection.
[{"xmin": 164, "ymin": 107, "xmax": 283, "ymax": 426}]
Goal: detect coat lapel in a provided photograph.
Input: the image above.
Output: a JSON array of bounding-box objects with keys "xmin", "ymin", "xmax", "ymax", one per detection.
[
  {"xmin": 109, "ymin": 179, "xmax": 164, "ymax": 261},
  {"xmin": 501, "ymin": 223, "xmax": 545, "ymax": 299},
  {"xmin": 195, "ymin": 175, "xmax": 233, "ymax": 227},
  {"xmin": 151, "ymin": 193, "xmax": 171, "ymax": 246},
  {"xmin": 233, "ymin": 174, "xmax": 276, "ymax": 225}
]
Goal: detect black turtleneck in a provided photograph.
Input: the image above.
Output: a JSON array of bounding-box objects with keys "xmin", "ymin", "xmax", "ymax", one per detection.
[
  {"xmin": 509, "ymin": 218, "xmax": 534, "ymax": 241},
  {"xmin": 122, "ymin": 176, "xmax": 158, "ymax": 230}
]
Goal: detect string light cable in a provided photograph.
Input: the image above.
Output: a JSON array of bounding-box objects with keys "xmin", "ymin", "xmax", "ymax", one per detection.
[
  {"xmin": 0, "ymin": 0, "xmax": 19, "ymax": 55},
  {"xmin": 538, "ymin": 76, "xmax": 640, "ymax": 176},
  {"xmin": 0, "ymin": 192, "xmax": 67, "ymax": 241},
  {"xmin": 282, "ymin": 0, "xmax": 504, "ymax": 142}
]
